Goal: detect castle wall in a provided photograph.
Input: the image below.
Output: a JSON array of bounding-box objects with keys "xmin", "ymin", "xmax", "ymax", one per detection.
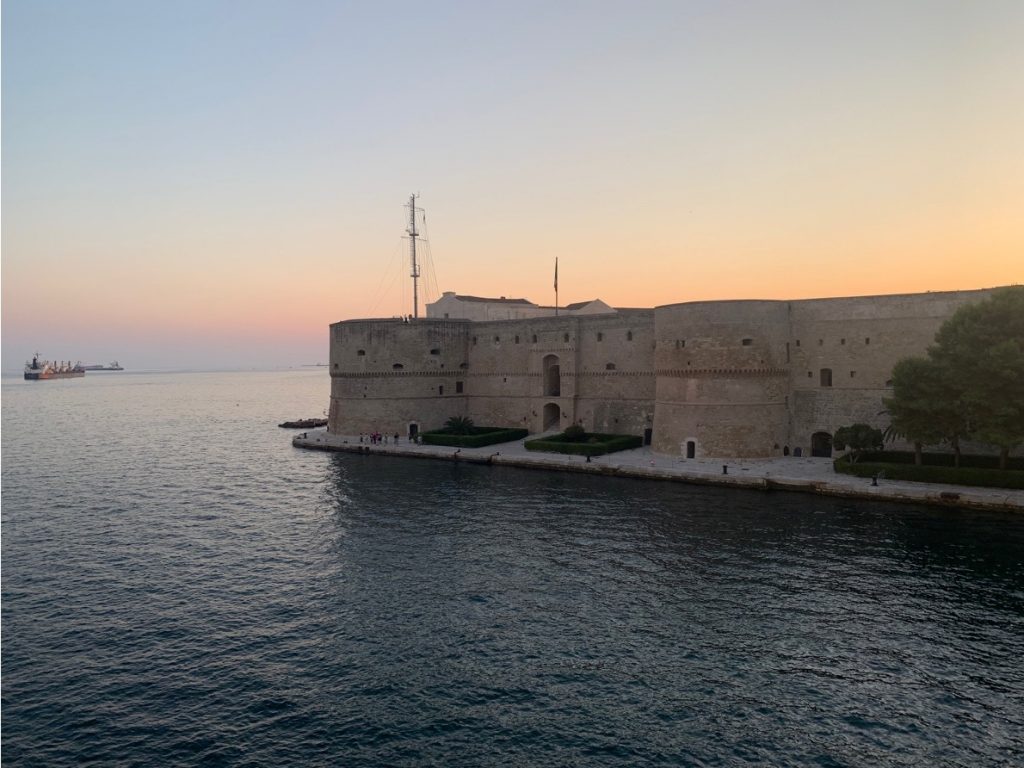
[
  {"xmin": 328, "ymin": 319, "xmax": 470, "ymax": 436},
  {"xmin": 652, "ymin": 300, "xmax": 791, "ymax": 458},
  {"xmin": 328, "ymin": 288, "xmax": 999, "ymax": 457},
  {"xmin": 785, "ymin": 289, "xmax": 993, "ymax": 456}
]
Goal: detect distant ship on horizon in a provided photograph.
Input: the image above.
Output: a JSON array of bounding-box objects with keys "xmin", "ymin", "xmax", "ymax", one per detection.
[
  {"xmin": 80, "ymin": 361, "xmax": 124, "ymax": 371},
  {"xmin": 24, "ymin": 353, "xmax": 86, "ymax": 380}
]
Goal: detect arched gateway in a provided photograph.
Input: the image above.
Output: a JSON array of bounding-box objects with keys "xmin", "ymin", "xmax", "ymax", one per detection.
[
  {"xmin": 811, "ymin": 431, "xmax": 833, "ymax": 457},
  {"xmin": 543, "ymin": 403, "xmax": 560, "ymax": 431}
]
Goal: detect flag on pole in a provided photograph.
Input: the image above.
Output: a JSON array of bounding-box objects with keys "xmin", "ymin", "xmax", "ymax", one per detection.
[{"xmin": 554, "ymin": 257, "xmax": 558, "ymax": 291}]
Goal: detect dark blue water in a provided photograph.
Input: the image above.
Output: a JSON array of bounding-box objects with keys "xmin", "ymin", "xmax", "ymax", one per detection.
[{"xmin": 3, "ymin": 371, "xmax": 1023, "ymax": 766}]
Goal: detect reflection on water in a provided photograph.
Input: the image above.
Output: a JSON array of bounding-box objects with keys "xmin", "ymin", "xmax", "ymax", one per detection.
[{"xmin": 3, "ymin": 371, "xmax": 1023, "ymax": 766}]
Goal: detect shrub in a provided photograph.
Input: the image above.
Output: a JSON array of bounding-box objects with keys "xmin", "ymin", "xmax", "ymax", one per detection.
[
  {"xmin": 853, "ymin": 451, "xmax": 1024, "ymax": 471},
  {"xmin": 421, "ymin": 427, "xmax": 528, "ymax": 448},
  {"xmin": 563, "ymin": 424, "xmax": 586, "ymax": 442},
  {"xmin": 833, "ymin": 454, "xmax": 1024, "ymax": 489},
  {"xmin": 525, "ymin": 432, "xmax": 642, "ymax": 457},
  {"xmin": 833, "ymin": 423, "xmax": 884, "ymax": 462}
]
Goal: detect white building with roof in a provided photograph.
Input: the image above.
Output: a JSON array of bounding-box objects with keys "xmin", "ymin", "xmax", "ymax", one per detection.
[{"xmin": 427, "ymin": 292, "xmax": 615, "ymax": 321}]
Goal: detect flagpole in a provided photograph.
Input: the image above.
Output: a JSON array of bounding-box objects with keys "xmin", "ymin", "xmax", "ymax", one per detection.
[{"xmin": 554, "ymin": 257, "xmax": 559, "ymax": 316}]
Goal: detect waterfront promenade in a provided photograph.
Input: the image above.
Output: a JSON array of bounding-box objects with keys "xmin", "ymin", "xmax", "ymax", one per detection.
[{"xmin": 293, "ymin": 430, "xmax": 1024, "ymax": 513}]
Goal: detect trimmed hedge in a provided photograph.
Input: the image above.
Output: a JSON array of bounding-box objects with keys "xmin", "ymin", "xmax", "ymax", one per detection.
[
  {"xmin": 852, "ymin": 450, "xmax": 1024, "ymax": 471},
  {"xmin": 525, "ymin": 432, "xmax": 643, "ymax": 457},
  {"xmin": 421, "ymin": 427, "xmax": 528, "ymax": 448},
  {"xmin": 834, "ymin": 454, "xmax": 1024, "ymax": 490}
]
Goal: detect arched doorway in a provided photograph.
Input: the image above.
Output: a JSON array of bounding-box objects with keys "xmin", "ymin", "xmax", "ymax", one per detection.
[
  {"xmin": 811, "ymin": 431, "xmax": 833, "ymax": 457},
  {"xmin": 543, "ymin": 403, "xmax": 560, "ymax": 431},
  {"xmin": 686, "ymin": 440, "xmax": 696, "ymax": 458},
  {"xmin": 543, "ymin": 354, "xmax": 561, "ymax": 397}
]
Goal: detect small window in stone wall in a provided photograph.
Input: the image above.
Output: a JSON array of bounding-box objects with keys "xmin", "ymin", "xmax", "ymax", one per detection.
[
  {"xmin": 820, "ymin": 368, "xmax": 833, "ymax": 387},
  {"xmin": 532, "ymin": 335, "xmax": 538, "ymax": 343},
  {"xmin": 459, "ymin": 362, "xmax": 468, "ymax": 369},
  {"xmin": 850, "ymin": 370, "xmax": 856, "ymax": 378},
  {"xmin": 742, "ymin": 338, "xmax": 752, "ymax": 346},
  {"xmin": 807, "ymin": 371, "xmax": 813, "ymax": 378},
  {"xmin": 439, "ymin": 385, "xmax": 444, "ymax": 395},
  {"xmin": 865, "ymin": 337, "xmax": 871, "ymax": 345},
  {"xmin": 606, "ymin": 363, "xmax": 616, "ymax": 370},
  {"xmin": 456, "ymin": 381, "xmax": 463, "ymax": 393},
  {"xmin": 627, "ymin": 331, "xmax": 633, "ymax": 341},
  {"xmin": 818, "ymin": 339, "xmax": 823, "ymax": 346},
  {"xmin": 795, "ymin": 340, "xmax": 801, "ymax": 347},
  {"xmin": 357, "ymin": 349, "xmax": 366, "ymax": 356},
  {"xmin": 564, "ymin": 333, "xmax": 569, "ymax": 342},
  {"xmin": 597, "ymin": 332, "xmax": 603, "ymax": 341},
  {"xmin": 393, "ymin": 363, "xmax": 404, "ymax": 370},
  {"xmin": 841, "ymin": 338, "xmax": 846, "ymax": 345},
  {"xmin": 885, "ymin": 379, "xmax": 893, "ymax": 387},
  {"xmin": 333, "ymin": 363, "xmax": 338, "ymax": 369},
  {"xmin": 494, "ymin": 335, "xmax": 500, "ymax": 343},
  {"xmin": 472, "ymin": 336, "xmax": 477, "ymax": 345},
  {"xmin": 515, "ymin": 335, "xmax": 520, "ymax": 344},
  {"xmin": 430, "ymin": 348, "xmax": 440, "ymax": 355}
]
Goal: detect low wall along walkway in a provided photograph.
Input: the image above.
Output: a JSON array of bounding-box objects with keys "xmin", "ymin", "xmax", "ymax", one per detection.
[{"xmin": 292, "ymin": 430, "xmax": 1024, "ymax": 513}]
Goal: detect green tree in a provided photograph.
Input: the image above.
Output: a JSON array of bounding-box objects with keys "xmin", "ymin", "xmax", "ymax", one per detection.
[
  {"xmin": 929, "ymin": 286, "xmax": 1024, "ymax": 469},
  {"xmin": 444, "ymin": 416, "xmax": 475, "ymax": 435},
  {"xmin": 883, "ymin": 357, "xmax": 962, "ymax": 465},
  {"xmin": 833, "ymin": 423, "xmax": 884, "ymax": 462}
]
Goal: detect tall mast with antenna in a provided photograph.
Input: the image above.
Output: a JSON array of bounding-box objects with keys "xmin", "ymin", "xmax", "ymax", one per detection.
[{"xmin": 406, "ymin": 194, "xmax": 421, "ymax": 319}]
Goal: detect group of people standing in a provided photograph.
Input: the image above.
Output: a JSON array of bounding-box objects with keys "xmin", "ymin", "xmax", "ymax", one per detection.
[{"xmin": 360, "ymin": 432, "xmax": 400, "ymax": 445}]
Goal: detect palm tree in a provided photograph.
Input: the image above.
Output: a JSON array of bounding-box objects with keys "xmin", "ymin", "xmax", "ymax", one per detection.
[{"xmin": 444, "ymin": 416, "xmax": 475, "ymax": 435}]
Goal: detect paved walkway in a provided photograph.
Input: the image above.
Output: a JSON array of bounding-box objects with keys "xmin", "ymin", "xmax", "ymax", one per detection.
[{"xmin": 292, "ymin": 430, "xmax": 1023, "ymax": 513}]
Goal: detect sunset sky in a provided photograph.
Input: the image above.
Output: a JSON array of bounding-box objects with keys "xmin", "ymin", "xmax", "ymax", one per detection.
[{"xmin": 3, "ymin": 0, "xmax": 1022, "ymax": 371}]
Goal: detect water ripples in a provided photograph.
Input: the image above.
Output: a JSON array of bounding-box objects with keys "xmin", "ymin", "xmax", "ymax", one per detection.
[{"xmin": 3, "ymin": 371, "xmax": 1024, "ymax": 766}]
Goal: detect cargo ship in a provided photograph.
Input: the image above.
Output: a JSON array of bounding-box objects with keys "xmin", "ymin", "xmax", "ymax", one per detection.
[
  {"xmin": 24, "ymin": 354, "xmax": 86, "ymax": 380},
  {"xmin": 80, "ymin": 361, "xmax": 124, "ymax": 371}
]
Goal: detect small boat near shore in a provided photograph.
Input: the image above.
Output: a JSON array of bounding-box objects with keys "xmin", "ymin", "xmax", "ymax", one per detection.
[{"xmin": 24, "ymin": 353, "xmax": 85, "ymax": 380}]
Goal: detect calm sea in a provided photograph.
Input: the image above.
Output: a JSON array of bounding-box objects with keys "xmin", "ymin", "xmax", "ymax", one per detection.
[{"xmin": 2, "ymin": 370, "xmax": 1023, "ymax": 766}]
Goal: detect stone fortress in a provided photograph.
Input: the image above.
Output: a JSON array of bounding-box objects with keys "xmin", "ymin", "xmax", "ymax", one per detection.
[{"xmin": 327, "ymin": 287, "xmax": 999, "ymax": 459}]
